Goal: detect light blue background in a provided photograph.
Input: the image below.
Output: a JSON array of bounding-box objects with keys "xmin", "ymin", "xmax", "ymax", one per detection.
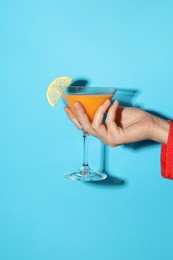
[{"xmin": 1, "ymin": 0, "xmax": 173, "ymax": 259}]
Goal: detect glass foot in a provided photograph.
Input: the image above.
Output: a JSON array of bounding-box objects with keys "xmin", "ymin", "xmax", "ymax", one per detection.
[{"xmin": 64, "ymin": 164, "xmax": 107, "ymax": 181}]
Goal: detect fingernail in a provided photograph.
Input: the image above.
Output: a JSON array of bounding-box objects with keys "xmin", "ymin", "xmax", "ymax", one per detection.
[
  {"xmin": 103, "ymin": 99, "xmax": 110, "ymax": 106},
  {"xmin": 74, "ymin": 102, "xmax": 79, "ymax": 109},
  {"xmin": 113, "ymin": 100, "xmax": 118, "ymax": 105}
]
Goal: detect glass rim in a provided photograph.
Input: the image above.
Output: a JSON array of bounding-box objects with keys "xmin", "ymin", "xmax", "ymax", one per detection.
[{"xmin": 63, "ymin": 86, "xmax": 118, "ymax": 94}]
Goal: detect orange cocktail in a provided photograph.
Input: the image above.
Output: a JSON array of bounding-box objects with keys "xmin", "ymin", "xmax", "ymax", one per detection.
[
  {"xmin": 62, "ymin": 86, "xmax": 117, "ymax": 181},
  {"xmin": 64, "ymin": 94, "xmax": 112, "ymax": 121}
]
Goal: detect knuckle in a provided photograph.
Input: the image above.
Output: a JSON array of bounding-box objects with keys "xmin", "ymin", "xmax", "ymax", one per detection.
[
  {"xmin": 106, "ymin": 140, "xmax": 115, "ymax": 147},
  {"xmin": 105, "ymin": 137, "xmax": 118, "ymax": 147},
  {"xmin": 105, "ymin": 119, "xmax": 112, "ymax": 125},
  {"xmin": 83, "ymin": 125, "xmax": 91, "ymax": 133},
  {"xmin": 109, "ymin": 143, "xmax": 116, "ymax": 148},
  {"xmin": 76, "ymin": 125, "xmax": 82, "ymax": 130},
  {"xmin": 91, "ymin": 123, "xmax": 97, "ymax": 131}
]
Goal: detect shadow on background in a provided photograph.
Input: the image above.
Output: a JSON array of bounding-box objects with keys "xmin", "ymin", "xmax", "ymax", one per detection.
[
  {"xmin": 67, "ymin": 78, "xmax": 90, "ymax": 93},
  {"xmin": 70, "ymin": 78, "xmax": 89, "ymax": 87},
  {"xmin": 84, "ymin": 86, "xmax": 138, "ymax": 188},
  {"xmin": 113, "ymin": 88, "xmax": 140, "ymax": 106},
  {"xmin": 85, "ymin": 144, "xmax": 127, "ymax": 189}
]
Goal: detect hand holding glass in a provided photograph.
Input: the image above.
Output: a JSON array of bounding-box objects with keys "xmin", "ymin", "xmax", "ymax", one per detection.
[{"xmin": 63, "ymin": 86, "xmax": 117, "ymax": 181}]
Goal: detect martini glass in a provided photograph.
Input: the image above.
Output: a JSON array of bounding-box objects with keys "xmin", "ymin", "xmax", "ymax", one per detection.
[{"xmin": 62, "ymin": 86, "xmax": 117, "ymax": 181}]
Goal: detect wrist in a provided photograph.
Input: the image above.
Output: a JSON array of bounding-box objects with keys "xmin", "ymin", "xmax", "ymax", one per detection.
[{"xmin": 150, "ymin": 116, "xmax": 169, "ymax": 144}]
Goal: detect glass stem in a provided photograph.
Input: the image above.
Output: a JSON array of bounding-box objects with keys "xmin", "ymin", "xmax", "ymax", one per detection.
[{"xmin": 82, "ymin": 130, "xmax": 89, "ymax": 166}]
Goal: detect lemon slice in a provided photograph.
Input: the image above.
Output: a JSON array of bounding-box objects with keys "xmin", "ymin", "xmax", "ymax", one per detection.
[{"xmin": 46, "ymin": 76, "xmax": 72, "ymax": 107}]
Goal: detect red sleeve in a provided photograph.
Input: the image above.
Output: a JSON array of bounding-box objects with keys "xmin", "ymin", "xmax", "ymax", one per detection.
[{"xmin": 160, "ymin": 120, "xmax": 173, "ymax": 179}]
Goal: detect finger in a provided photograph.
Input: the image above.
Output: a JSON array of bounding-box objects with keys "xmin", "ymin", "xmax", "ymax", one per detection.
[
  {"xmin": 105, "ymin": 100, "xmax": 119, "ymax": 127},
  {"xmin": 74, "ymin": 102, "xmax": 95, "ymax": 134},
  {"xmin": 92, "ymin": 99, "xmax": 111, "ymax": 129},
  {"xmin": 64, "ymin": 106, "xmax": 82, "ymax": 130}
]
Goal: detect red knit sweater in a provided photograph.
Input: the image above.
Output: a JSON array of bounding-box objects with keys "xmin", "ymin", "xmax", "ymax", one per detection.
[{"xmin": 161, "ymin": 120, "xmax": 173, "ymax": 179}]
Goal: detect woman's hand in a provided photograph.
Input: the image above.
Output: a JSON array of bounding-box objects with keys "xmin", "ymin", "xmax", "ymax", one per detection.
[{"xmin": 64, "ymin": 99, "xmax": 169, "ymax": 146}]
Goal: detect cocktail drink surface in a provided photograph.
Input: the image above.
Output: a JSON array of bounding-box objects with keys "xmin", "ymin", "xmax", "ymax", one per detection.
[
  {"xmin": 63, "ymin": 86, "xmax": 117, "ymax": 181},
  {"xmin": 64, "ymin": 94, "xmax": 113, "ymax": 121}
]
